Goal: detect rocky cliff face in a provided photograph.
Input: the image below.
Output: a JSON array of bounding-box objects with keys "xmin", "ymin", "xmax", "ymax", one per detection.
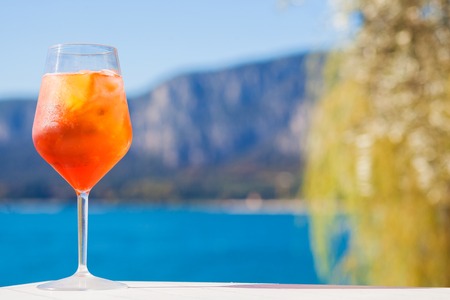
[
  {"xmin": 0, "ymin": 51, "xmax": 325, "ymax": 201},
  {"xmin": 131, "ymin": 52, "xmax": 324, "ymax": 165}
]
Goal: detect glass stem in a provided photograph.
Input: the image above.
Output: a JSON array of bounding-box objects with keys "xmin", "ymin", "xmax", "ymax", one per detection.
[{"xmin": 77, "ymin": 191, "xmax": 90, "ymax": 274}]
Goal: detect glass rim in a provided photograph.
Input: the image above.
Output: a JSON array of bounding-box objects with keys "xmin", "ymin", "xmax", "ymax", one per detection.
[{"xmin": 48, "ymin": 43, "xmax": 117, "ymax": 56}]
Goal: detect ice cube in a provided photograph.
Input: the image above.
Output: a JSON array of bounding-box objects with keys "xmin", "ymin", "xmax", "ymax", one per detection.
[
  {"xmin": 64, "ymin": 72, "xmax": 94, "ymax": 111},
  {"xmin": 99, "ymin": 69, "xmax": 119, "ymax": 76}
]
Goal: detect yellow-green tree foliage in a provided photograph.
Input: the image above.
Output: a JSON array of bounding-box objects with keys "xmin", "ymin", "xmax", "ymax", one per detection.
[{"xmin": 304, "ymin": 0, "xmax": 450, "ymax": 286}]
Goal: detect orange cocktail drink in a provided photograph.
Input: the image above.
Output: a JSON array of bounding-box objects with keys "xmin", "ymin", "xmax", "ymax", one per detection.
[
  {"xmin": 32, "ymin": 70, "xmax": 132, "ymax": 193},
  {"xmin": 33, "ymin": 44, "xmax": 131, "ymax": 291}
]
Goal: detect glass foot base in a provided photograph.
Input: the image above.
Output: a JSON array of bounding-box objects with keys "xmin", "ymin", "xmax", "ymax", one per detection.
[{"xmin": 37, "ymin": 272, "xmax": 127, "ymax": 291}]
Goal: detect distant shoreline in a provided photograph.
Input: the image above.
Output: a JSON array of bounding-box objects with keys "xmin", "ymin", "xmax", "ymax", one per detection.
[{"xmin": 0, "ymin": 198, "xmax": 307, "ymax": 214}]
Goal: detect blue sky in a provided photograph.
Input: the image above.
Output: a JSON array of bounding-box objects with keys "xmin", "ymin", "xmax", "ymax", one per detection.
[{"xmin": 0, "ymin": 0, "xmax": 345, "ymax": 98}]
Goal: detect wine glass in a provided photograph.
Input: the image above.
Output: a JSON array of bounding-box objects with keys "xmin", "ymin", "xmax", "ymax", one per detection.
[{"xmin": 32, "ymin": 44, "xmax": 132, "ymax": 290}]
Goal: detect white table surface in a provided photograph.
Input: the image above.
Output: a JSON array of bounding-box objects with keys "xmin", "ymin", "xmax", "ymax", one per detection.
[{"xmin": 1, "ymin": 281, "xmax": 449, "ymax": 300}]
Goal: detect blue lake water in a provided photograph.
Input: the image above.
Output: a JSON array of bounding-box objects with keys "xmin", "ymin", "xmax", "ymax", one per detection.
[{"xmin": 0, "ymin": 203, "xmax": 323, "ymax": 287}]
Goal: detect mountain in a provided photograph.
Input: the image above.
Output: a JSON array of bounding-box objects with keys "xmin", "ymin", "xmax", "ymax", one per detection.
[{"xmin": 0, "ymin": 51, "xmax": 326, "ymax": 202}]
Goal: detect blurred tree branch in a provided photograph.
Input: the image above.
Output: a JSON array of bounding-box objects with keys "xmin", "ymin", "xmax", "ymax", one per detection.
[{"xmin": 304, "ymin": 0, "xmax": 450, "ymax": 286}]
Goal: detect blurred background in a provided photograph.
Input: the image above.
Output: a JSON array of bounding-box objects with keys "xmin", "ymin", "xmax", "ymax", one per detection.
[{"xmin": 0, "ymin": 0, "xmax": 449, "ymax": 287}]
